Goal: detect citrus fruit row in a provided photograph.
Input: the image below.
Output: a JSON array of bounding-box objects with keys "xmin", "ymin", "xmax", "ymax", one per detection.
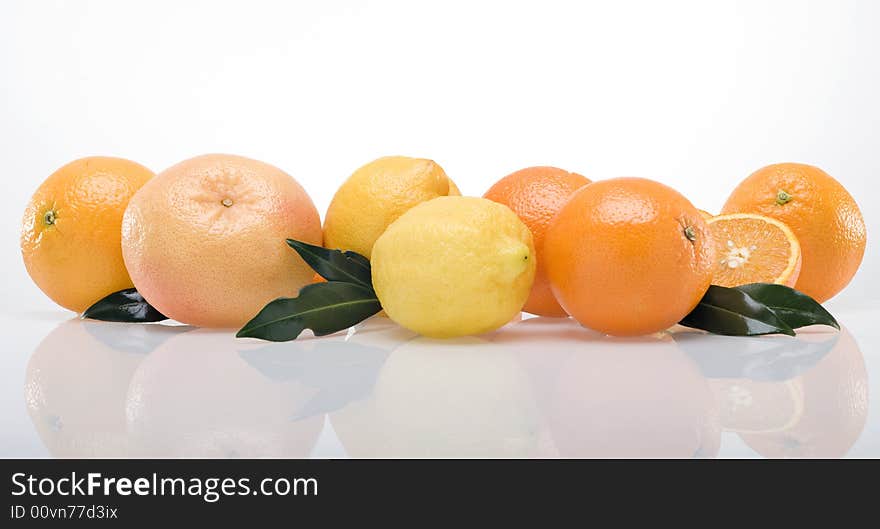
[{"xmin": 21, "ymin": 155, "xmax": 866, "ymax": 338}]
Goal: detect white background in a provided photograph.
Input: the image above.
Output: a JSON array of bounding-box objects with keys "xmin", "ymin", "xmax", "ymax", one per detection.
[
  {"xmin": 0, "ymin": 1, "xmax": 878, "ymax": 457},
  {"xmin": 1, "ymin": 0, "xmax": 877, "ymax": 313}
]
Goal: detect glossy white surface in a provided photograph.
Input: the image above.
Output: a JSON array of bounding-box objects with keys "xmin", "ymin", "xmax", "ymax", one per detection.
[{"xmin": 1, "ymin": 309, "xmax": 876, "ymax": 458}]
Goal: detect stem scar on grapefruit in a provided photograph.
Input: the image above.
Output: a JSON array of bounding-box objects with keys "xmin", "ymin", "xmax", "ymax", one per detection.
[
  {"xmin": 706, "ymin": 213, "xmax": 801, "ymax": 288},
  {"xmin": 21, "ymin": 156, "xmax": 154, "ymax": 312},
  {"xmin": 483, "ymin": 166, "xmax": 590, "ymax": 317},
  {"xmin": 121, "ymin": 154, "xmax": 322, "ymax": 328},
  {"xmin": 544, "ymin": 177, "xmax": 715, "ymax": 336}
]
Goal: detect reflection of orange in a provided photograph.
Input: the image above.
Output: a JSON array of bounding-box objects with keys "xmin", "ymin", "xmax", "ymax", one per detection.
[
  {"xmin": 710, "ymin": 378, "xmax": 804, "ymax": 434},
  {"xmin": 548, "ymin": 334, "xmax": 720, "ymax": 458},
  {"xmin": 483, "ymin": 167, "xmax": 590, "ymax": 317},
  {"xmin": 25, "ymin": 320, "xmax": 151, "ymax": 457},
  {"xmin": 722, "ymin": 163, "xmax": 866, "ymax": 302},
  {"xmin": 490, "ymin": 317, "xmax": 600, "ymax": 414},
  {"xmin": 545, "ymin": 178, "xmax": 714, "ymax": 336},
  {"xmin": 126, "ymin": 329, "xmax": 323, "ymax": 457},
  {"xmin": 21, "ymin": 157, "xmax": 154, "ymax": 312},
  {"xmin": 489, "ymin": 317, "xmax": 603, "ymax": 458},
  {"xmin": 736, "ymin": 329, "xmax": 868, "ymax": 458}
]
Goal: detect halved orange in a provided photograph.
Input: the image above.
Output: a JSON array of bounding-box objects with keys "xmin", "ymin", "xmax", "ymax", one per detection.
[{"xmin": 706, "ymin": 213, "xmax": 802, "ymax": 287}]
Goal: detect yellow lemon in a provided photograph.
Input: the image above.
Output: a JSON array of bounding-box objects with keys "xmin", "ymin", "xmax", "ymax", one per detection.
[
  {"xmin": 371, "ymin": 196, "xmax": 535, "ymax": 338},
  {"xmin": 323, "ymin": 156, "xmax": 460, "ymax": 258}
]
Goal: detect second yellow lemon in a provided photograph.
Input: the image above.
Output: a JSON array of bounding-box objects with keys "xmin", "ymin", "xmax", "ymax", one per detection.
[
  {"xmin": 323, "ymin": 156, "xmax": 460, "ymax": 258},
  {"xmin": 371, "ymin": 196, "xmax": 536, "ymax": 338}
]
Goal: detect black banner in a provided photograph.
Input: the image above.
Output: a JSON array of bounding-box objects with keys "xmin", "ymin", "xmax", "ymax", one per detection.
[{"xmin": 2, "ymin": 458, "xmax": 875, "ymax": 524}]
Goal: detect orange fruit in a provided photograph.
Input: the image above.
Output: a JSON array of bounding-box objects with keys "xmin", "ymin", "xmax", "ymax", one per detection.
[
  {"xmin": 483, "ymin": 166, "xmax": 590, "ymax": 317},
  {"xmin": 545, "ymin": 177, "xmax": 714, "ymax": 336},
  {"xmin": 722, "ymin": 163, "xmax": 866, "ymax": 302},
  {"xmin": 706, "ymin": 213, "xmax": 802, "ymax": 287},
  {"xmin": 698, "ymin": 209, "xmax": 714, "ymax": 219},
  {"xmin": 21, "ymin": 156, "xmax": 154, "ymax": 312},
  {"xmin": 121, "ymin": 154, "xmax": 322, "ymax": 328}
]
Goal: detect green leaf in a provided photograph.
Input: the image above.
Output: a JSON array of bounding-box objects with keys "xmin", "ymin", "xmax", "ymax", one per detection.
[
  {"xmin": 81, "ymin": 288, "xmax": 168, "ymax": 323},
  {"xmin": 286, "ymin": 239, "xmax": 372, "ymax": 289},
  {"xmin": 236, "ymin": 281, "xmax": 382, "ymax": 342},
  {"xmin": 735, "ymin": 283, "xmax": 839, "ymax": 330},
  {"xmin": 679, "ymin": 285, "xmax": 795, "ymax": 336}
]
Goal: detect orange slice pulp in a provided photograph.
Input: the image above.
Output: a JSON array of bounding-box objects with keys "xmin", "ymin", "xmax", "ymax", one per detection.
[{"xmin": 706, "ymin": 213, "xmax": 802, "ymax": 287}]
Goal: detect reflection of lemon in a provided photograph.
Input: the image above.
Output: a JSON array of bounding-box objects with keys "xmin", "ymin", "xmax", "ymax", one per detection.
[
  {"xmin": 371, "ymin": 197, "xmax": 536, "ymax": 338},
  {"xmin": 325, "ymin": 319, "xmax": 415, "ymax": 457},
  {"xmin": 709, "ymin": 378, "xmax": 805, "ymax": 434},
  {"xmin": 323, "ymin": 156, "xmax": 460, "ymax": 258},
  {"xmin": 335, "ymin": 336, "xmax": 540, "ymax": 458}
]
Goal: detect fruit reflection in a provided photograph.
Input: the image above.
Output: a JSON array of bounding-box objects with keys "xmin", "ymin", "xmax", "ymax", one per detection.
[
  {"xmin": 24, "ymin": 320, "xmax": 184, "ymax": 457},
  {"xmin": 125, "ymin": 329, "xmax": 323, "ymax": 457},
  {"xmin": 331, "ymin": 335, "xmax": 540, "ymax": 457},
  {"xmin": 491, "ymin": 317, "xmax": 601, "ymax": 412},
  {"xmin": 724, "ymin": 329, "xmax": 867, "ymax": 458},
  {"xmin": 546, "ymin": 332, "xmax": 721, "ymax": 458},
  {"xmin": 323, "ymin": 318, "xmax": 415, "ymax": 457},
  {"xmin": 489, "ymin": 317, "xmax": 603, "ymax": 457}
]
